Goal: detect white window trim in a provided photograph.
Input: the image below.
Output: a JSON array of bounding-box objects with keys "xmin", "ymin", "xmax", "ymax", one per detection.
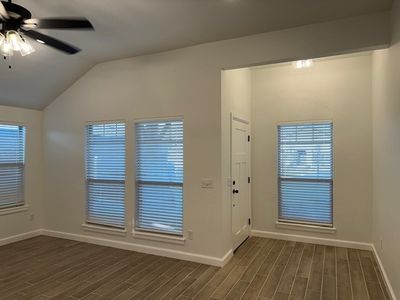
[
  {"xmin": 84, "ymin": 121, "xmax": 127, "ymax": 229},
  {"xmin": 133, "ymin": 116, "xmax": 184, "ymax": 124},
  {"xmin": 276, "ymin": 221, "xmax": 336, "ymax": 234},
  {"xmin": 132, "ymin": 230, "xmax": 186, "ymax": 245},
  {"xmin": 277, "ymin": 119, "xmax": 333, "ymax": 126},
  {"xmin": 134, "ymin": 117, "xmax": 185, "ymax": 237},
  {"xmin": 82, "ymin": 223, "xmax": 127, "ymax": 236},
  {"xmin": 0, "ymin": 205, "xmax": 29, "ymax": 216},
  {"xmin": 0, "ymin": 122, "xmax": 26, "ymax": 211},
  {"xmin": 277, "ymin": 121, "xmax": 334, "ymax": 228}
]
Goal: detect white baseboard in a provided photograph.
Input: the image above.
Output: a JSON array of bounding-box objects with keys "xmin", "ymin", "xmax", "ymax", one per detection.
[
  {"xmin": 0, "ymin": 229, "xmax": 42, "ymax": 246},
  {"xmin": 1, "ymin": 228, "xmax": 395, "ymax": 299},
  {"xmin": 221, "ymin": 249, "xmax": 234, "ymax": 266},
  {"xmin": 41, "ymin": 229, "xmax": 230, "ymax": 267},
  {"xmin": 371, "ymin": 244, "xmax": 397, "ymax": 300},
  {"xmin": 251, "ymin": 229, "xmax": 397, "ymax": 299},
  {"xmin": 251, "ymin": 229, "xmax": 373, "ymax": 250}
]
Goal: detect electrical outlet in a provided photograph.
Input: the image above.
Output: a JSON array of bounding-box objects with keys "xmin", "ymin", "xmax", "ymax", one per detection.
[
  {"xmin": 188, "ymin": 230, "xmax": 193, "ymax": 240},
  {"xmin": 29, "ymin": 214, "xmax": 34, "ymax": 221}
]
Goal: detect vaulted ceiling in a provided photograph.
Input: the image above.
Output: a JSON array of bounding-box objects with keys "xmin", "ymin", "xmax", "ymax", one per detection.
[{"xmin": 0, "ymin": 0, "xmax": 393, "ymax": 110}]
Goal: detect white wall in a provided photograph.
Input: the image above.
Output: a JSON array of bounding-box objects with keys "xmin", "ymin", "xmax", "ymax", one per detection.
[
  {"xmin": 221, "ymin": 68, "xmax": 252, "ymax": 253},
  {"xmin": 0, "ymin": 105, "xmax": 43, "ymax": 241},
  {"xmin": 251, "ymin": 54, "xmax": 373, "ymax": 243},
  {"xmin": 42, "ymin": 13, "xmax": 389, "ymax": 262},
  {"xmin": 371, "ymin": 1, "xmax": 400, "ymax": 296}
]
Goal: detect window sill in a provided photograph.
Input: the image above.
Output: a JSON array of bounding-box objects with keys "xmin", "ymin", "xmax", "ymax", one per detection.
[
  {"xmin": 132, "ymin": 230, "xmax": 186, "ymax": 245},
  {"xmin": 82, "ymin": 224, "xmax": 127, "ymax": 237},
  {"xmin": 276, "ymin": 221, "xmax": 336, "ymax": 234},
  {"xmin": 0, "ymin": 205, "xmax": 28, "ymax": 216}
]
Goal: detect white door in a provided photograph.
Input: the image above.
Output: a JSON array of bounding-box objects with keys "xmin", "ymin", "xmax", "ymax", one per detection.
[{"xmin": 231, "ymin": 115, "xmax": 251, "ymax": 251}]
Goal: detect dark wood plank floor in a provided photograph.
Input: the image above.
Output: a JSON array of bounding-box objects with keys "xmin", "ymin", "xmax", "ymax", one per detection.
[{"xmin": 0, "ymin": 236, "xmax": 391, "ymax": 300}]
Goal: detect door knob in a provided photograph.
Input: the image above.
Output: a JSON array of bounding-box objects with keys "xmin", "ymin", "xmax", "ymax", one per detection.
[{"xmin": 233, "ymin": 189, "xmax": 239, "ymax": 194}]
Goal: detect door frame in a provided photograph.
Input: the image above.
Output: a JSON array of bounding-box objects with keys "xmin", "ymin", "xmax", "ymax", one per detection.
[{"xmin": 230, "ymin": 112, "xmax": 252, "ymax": 250}]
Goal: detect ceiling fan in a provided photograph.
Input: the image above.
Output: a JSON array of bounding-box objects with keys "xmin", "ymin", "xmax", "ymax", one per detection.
[{"xmin": 0, "ymin": 0, "xmax": 94, "ymax": 58}]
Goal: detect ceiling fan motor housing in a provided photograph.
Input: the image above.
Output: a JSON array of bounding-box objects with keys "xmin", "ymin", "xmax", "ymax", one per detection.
[{"xmin": 0, "ymin": 1, "xmax": 32, "ymax": 31}]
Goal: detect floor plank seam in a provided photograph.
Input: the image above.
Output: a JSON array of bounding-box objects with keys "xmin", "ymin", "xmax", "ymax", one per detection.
[
  {"xmin": 357, "ymin": 250, "xmax": 371, "ymax": 300},
  {"xmin": 271, "ymin": 242, "xmax": 296, "ymax": 300},
  {"xmin": 302, "ymin": 244, "xmax": 316, "ymax": 299},
  {"xmin": 255, "ymin": 240, "xmax": 286, "ymax": 299},
  {"xmin": 335, "ymin": 246, "xmax": 338, "ymax": 300},
  {"xmin": 287, "ymin": 243, "xmax": 306, "ymax": 300},
  {"xmin": 224, "ymin": 239, "xmax": 270, "ymax": 300},
  {"xmin": 239, "ymin": 239, "xmax": 277, "ymax": 299},
  {"xmin": 0, "ymin": 236, "xmax": 392, "ymax": 300},
  {"xmin": 320, "ymin": 246, "xmax": 326, "ymax": 300},
  {"xmin": 345, "ymin": 248, "xmax": 355, "ymax": 300}
]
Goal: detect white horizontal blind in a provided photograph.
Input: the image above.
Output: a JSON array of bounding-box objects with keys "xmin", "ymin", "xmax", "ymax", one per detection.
[
  {"xmin": 85, "ymin": 122, "xmax": 126, "ymax": 229},
  {"xmin": 0, "ymin": 124, "xmax": 25, "ymax": 209},
  {"xmin": 135, "ymin": 120, "xmax": 183, "ymax": 236},
  {"xmin": 278, "ymin": 122, "xmax": 333, "ymax": 226}
]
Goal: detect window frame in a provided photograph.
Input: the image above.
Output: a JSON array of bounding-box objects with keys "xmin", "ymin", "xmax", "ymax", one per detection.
[
  {"xmin": 84, "ymin": 120, "xmax": 127, "ymax": 230},
  {"xmin": 277, "ymin": 120, "xmax": 334, "ymax": 228},
  {"xmin": 0, "ymin": 122, "xmax": 26, "ymax": 211},
  {"xmin": 134, "ymin": 117, "xmax": 184, "ymax": 237}
]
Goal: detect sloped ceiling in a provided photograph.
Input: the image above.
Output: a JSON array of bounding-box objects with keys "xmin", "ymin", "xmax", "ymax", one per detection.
[{"xmin": 0, "ymin": 0, "xmax": 393, "ymax": 110}]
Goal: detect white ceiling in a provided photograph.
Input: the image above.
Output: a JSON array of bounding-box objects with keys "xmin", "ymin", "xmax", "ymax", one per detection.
[{"xmin": 0, "ymin": 0, "xmax": 393, "ymax": 110}]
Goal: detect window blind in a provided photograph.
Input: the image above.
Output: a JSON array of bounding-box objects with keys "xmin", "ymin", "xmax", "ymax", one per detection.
[
  {"xmin": 278, "ymin": 122, "xmax": 333, "ymax": 226},
  {"xmin": 0, "ymin": 124, "xmax": 25, "ymax": 209},
  {"xmin": 135, "ymin": 120, "xmax": 184, "ymax": 236},
  {"xmin": 85, "ymin": 122, "xmax": 126, "ymax": 229}
]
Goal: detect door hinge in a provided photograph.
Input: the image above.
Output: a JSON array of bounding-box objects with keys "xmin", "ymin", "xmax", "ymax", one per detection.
[
  {"xmin": 248, "ymin": 135, "xmax": 250, "ymax": 142},
  {"xmin": 248, "ymin": 177, "xmax": 251, "ymax": 184},
  {"xmin": 248, "ymin": 218, "xmax": 251, "ymax": 225}
]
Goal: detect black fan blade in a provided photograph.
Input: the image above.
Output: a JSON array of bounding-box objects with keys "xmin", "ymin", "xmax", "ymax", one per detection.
[
  {"xmin": 0, "ymin": 2, "xmax": 9, "ymax": 20},
  {"xmin": 21, "ymin": 29, "xmax": 81, "ymax": 55},
  {"xmin": 24, "ymin": 18, "xmax": 94, "ymax": 30}
]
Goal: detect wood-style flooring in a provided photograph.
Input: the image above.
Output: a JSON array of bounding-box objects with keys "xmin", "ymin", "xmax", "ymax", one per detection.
[{"xmin": 0, "ymin": 236, "xmax": 391, "ymax": 300}]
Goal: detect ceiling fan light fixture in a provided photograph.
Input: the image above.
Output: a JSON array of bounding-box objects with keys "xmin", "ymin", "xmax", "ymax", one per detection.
[
  {"xmin": 0, "ymin": 30, "xmax": 36, "ymax": 57},
  {"xmin": 0, "ymin": 33, "xmax": 14, "ymax": 56},
  {"xmin": 19, "ymin": 39, "xmax": 35, "ymax": 56},
  {"xmin": 7, "ymin": 30, "xmax": 23, "ymax": 51},
  {"xmin": 0, "ymin": 1, "xmax": 94, "ymax": 61}
]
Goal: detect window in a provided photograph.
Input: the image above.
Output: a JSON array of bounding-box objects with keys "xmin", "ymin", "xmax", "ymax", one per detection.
[
  {"xmin": 85, "ymin": 122, "xmax": 126, "ymax": 229},
  {"xmin": 135, "ymin": 119, "xmax": 184, "ymax": 236},
  {"xmin": 0, "ymin": 124, "xmax": 25, "ymax": 209},
  {"xmin": 278, "ymin": 121, "xmax": 333, "ymax": 226}
]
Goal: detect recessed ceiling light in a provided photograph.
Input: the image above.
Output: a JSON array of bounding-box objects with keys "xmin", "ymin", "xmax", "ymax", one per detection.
[
  {"xmin": 294, "ymin": 59, "xmax": 313, "ymax": 69},
  {"xmin": 36, "ymin": 39, "xmax": 45, "ymax": 44}
]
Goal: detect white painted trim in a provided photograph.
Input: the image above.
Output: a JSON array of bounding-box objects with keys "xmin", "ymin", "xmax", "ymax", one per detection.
[
  {"xmin": 371, "ymin": 244, "xmax": 397, "ymax": 300},
  {"xmin": 221, "ymin": 249, "xmax": 234, "ymax": 267},
  {"xmin": 41, "ymin": 229, "xmax": 229, "ymax": 267},
  {"xmin": 277, "ymin": 119, "xmax": 333, "ymax": 126},
  {"xmin": 0, "ymin": 205, "xmax": 29, "ymax": 216},
  {"xmin": 0, "ymin": 229, "xmax": 42, "ymax": 246},
  {"xmin": 132, "ymin": 230, "xmax": 185, "ymax": 245},
  {"xmin": 251, "ymin": 229, "xmax": 373, "ymax": 250},
  {"xmin": 85, "ymin": 119, "xmax": 126, "ymax": 125},
  {"xmin": 275, "ymin": 222, "xmax": 336, "ymax": 234},
  {"xmin": 0, "ymin": 229, "xmax": 394, "ymax": 298},
  {"xmin": 231, "ymin": 113, "xmax": 250, "ymax": 125},
  {"xmin": 82, "ymin": 224, "xmax": 127, "ymax": 237},
  {"xmin": 133, "ymin": 116, "xmax": 184, "ymax": 124}
]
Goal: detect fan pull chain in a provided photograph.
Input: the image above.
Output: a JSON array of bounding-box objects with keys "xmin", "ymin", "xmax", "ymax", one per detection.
[{"xmin": 3, "ymin": 56, "xmax": 11, "ymax": 69}]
